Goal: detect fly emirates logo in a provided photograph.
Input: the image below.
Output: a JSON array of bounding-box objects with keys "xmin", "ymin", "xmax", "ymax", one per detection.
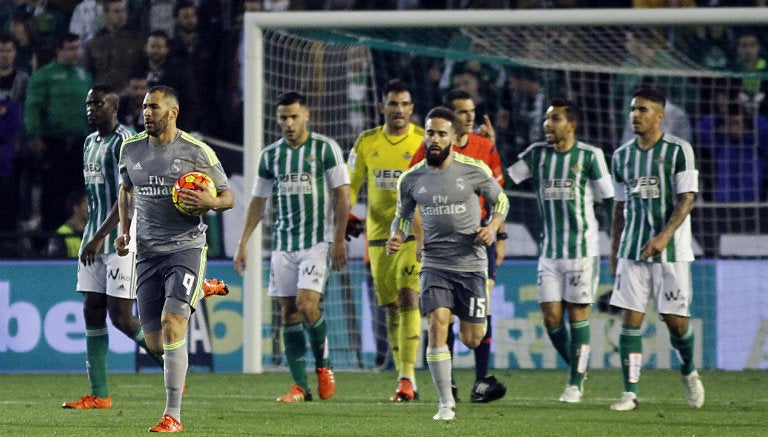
[
  {"xmin": 136, "ymin": 175, "xmax": 173, "ymax": 196},
  {"xmin": 420, "ymin": 195, "xmax": 467, "ymax": 216}
]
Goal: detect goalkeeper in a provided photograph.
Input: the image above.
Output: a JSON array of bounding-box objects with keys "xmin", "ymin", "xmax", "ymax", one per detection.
[{"xmin": 347, "ymin": 79, "xmax": 424, "ymax": 402}]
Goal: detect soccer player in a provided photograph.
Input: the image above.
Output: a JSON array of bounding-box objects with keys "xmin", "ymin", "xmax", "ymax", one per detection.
[
  {"xmin": 348, "ymin": 79, "xmax": 424, "ymax": 401},
  {"xmin": 233, "ymin": 91, "xmax": 349, "ymax": 403},
  {"xmin": 410, "ymin": 89, "xmax": 507, "ymax": 403},
  {"xmin": 115, "ymin": 85, "xmax": 235, "ymax": 432},
  {"xmin": 387, "ymin": 106, "xmax": 509, "ymax": 420},
  {"xmin": 63, "ymin": 84, "xmax": 165, "ymax": 410},
  {"xmin": 507, "ymin": 99, "xmax": 614, "ymax": 403},
  {"xmin": 608, "ymin": 87, "xmax": 704, "ymax": 411}
]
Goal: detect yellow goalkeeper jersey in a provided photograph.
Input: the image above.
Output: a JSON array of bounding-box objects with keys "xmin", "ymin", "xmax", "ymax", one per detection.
[{"xmin": 348, "ymin": 123, "xmax": 424, "ymax": 241}]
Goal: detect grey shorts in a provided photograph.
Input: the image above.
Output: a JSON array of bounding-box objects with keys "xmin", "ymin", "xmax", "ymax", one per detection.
[
  {"xmin": 420, "ymin": 267, "xmax": 488, "ymax": 324},
  {"xmin": 136, "ymin": 247, "xmax": 206, "ymax": 333}
]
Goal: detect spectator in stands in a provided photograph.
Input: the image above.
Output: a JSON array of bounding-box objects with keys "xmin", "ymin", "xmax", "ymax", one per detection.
[
  {"xmin": 500, "ymin": 67, "xmax": 546, "ymax": 159},
  {"xmin": 69, "ymin": 0, "xmax": 102, "ymax": 43},
  {"xmin": 676, "ymin": 25, "xmax": 736, "ymax": 71},
  {"xmin": 24, "ymin": 32, "xmax": 91, "ymax": 234},
  {"xmin": 0, "ymin": 34, "xmax": 25, "ymax": 253},
  {"xmin": 80, "ymin": 0, "xmax": 142, "ymax": 92},
  {"xmin": 698, "ymin": 101, "xmax": 768, "ymax": 203},
  {"xmin": 117, "ymin": 73, "xmax": 147, "ymax": 132},
  {"xmin": 169, "ymin": 1, "xmax": 220, "ymax": 135},
  {"xmin": 28, "ymin": 0, "xmax": 68, "ymax": 49},
  {"xmin": 43, "ymin": 189, "xmax": 87, "ymax": 258},
  {"xmin": 216, "ymin": 0, "xmax": 263, "ymax": 144},
  {"xmin": 7, "ymin": 11, "xmax": 41, "ymax": 73},
  {"xmin": 131, "ymin": 29, "xmax": 200, "ymax": 131},
  {"xmin": 734, "ymin": 31, "xmax": 768, "ymax": 116}
]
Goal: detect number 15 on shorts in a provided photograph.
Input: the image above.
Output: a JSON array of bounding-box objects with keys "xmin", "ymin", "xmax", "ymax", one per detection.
[{"xmin": 470, "ymin": 297, "xmax": 486, "ymax": 318}]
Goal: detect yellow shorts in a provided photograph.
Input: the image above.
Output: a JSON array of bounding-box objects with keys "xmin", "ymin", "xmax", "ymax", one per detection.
[{"xmin": 368, "ymin": 240, "xmax": 421, "ymax": 306}]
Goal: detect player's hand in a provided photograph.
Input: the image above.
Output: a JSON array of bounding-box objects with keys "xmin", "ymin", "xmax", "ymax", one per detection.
[
  {"xmin": 475, "ymin": 115, "xmax": 496, "ymax": 145},
  {"xmin": 233, "ymin": 246, "xmax": 247, "ymax": 276},
  {"xmin": 179, "ymin": 182, "xmax": 216, "ymax": 212},
  {"xmin": 474, "ymin": 226, "xmax": 494, "ymax": 246},
  {"xmin": 114, "ymin": 234, "xmax": 130, "ymax": 257},
  {"xmin": 415, "ymin": 240, "xmax": 423, "ymax": 262},
  {"xmin": 330, "ymin": 241, "xmax": 347, "ymax": 271},
  {"xmin": 80, "ymin": 238, "xmax": 104, "ymax": 265},
  {"xmin": 386, "ymin": 232, "xmax": 403, "ymax": 256},
  {"xmin": 345, "ymin": 213, "xmax": 364, "ymax": 241},
  {"xmin": 640, "ymin": 232, "xmax": 670, "ymax": 259},
  {"xmin": 495, "ymin": 239, "xmax": 505, "ymax": 266}
]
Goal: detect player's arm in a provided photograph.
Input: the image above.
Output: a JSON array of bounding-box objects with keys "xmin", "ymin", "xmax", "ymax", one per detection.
[
  {"xmin": 115, "ymin": 184, "xmax": 133, "ymax": 257},
  {"xmin": 81, "ymin": 202, "xmax": 120, "ymax": 266},
  {"xmin": 387, "ymin": 179, "xmax": 415, "ymax": 256},
  {"xmin": 233, "ymin": 195, "xmax": 267, "ymax": 276},
  {"xmin": 475, "ymin": 173, "xmax": 509, "ymax": 246},
  {"xmin": 347, "ymin": 139, "xmax": 365, "ymax": 207},
  {"xmin": 330, "ymin": 184, "xmax": 350, "ymax": 271},
  {"xmin": 640, "ymin": 192, "xmax": 695, "ymax": 259},
  {"xmin": 609, "ymin": 200, "xmax": 625, "ymax": 276}
]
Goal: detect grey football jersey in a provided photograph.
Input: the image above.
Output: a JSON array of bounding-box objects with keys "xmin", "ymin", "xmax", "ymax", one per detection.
[
  {"xmin": 118, "ymin": 131, "xmax": 230, "ymax": 259},
  {"xmin": 392, "ymin": 153, "xmax": 508, "ymax": 272}
]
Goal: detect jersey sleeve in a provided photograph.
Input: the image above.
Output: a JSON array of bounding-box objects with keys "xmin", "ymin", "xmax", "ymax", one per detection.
[
  {"xmin": 611, "ymin": 153, "xmax": 627, "ymax": 202},
  {"xmin": 588, "ymin": 148, "xmax": 614, "ymax": 200},
  {"xmin": 475, "ymin": 166, "xmax": 509, "ymax": 218},
  {"xmin": 347, "ymin": 135, "xmax": 366, "ymax": 206},
  {"xmin": 391, "ymin": 172, "xmax": 416, "ymax": 237},
  {"xmin": 323, "ymin": 140, "xmax": 350, "ymax": 189},
  {"xmin": 674, "ymin": 142, "xmax": 699, "ymax": 194},
  {"xmin": 252, "ymin": 150, "xmax": 274, "ymax": 198}
]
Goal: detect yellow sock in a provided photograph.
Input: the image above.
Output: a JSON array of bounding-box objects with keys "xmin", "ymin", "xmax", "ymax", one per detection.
[
  {"xmin": 386, "ymin": 313, "xmax": 401, "ymax": 373},
  {"xmin": 399, "ymin": 306, "xmax": 421, "ymax": 384}
]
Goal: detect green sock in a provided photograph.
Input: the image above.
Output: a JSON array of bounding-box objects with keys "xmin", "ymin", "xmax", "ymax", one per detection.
[
  {"xmin": 85, "ymin": 326, "xmax": 109, "ymax": 398},
  {"xmin": 670, "ymin": 325, "xmax": 696, "ymax": 376},
  {"xmin": 133, "ymin": 327, "xmax": 164, "ymax": 367},
  {"xmin": 305, "ymin": 315, "xmax": 329, "ymax": 369},
  {"xmin": 283, "ymin": 322, "xmax": 309, "ymax": 391},
  {"xmin": 547, "ymin": 324, "xmax": 571, "ymax": 365},
  {"xmin": 619, "ymin": 325, "xmax": 643, "ymax": 395},
  {"xmin": 569, "ymin": 320, "xmax": 590, "ymax": 388}
]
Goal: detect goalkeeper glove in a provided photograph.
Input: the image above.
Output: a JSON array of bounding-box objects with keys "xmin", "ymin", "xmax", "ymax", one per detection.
[{"xmin": 345, "ymin": 213, "xmax": 364, "ymax": 241}]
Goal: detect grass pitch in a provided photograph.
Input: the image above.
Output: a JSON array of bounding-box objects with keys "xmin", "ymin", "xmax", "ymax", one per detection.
[{"xmin": 1, "ymin": 369, "xmax": 765, "ymax": 436}]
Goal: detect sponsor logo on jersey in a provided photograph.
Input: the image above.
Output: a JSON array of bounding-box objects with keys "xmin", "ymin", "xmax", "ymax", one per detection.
[
  {"xmin": 629, "ymin": 176, "xmax": 660, "ymax": 199},
  {"xmin": 373, "ymin": 168, "xmax": 402, "ymax": 191},
  {"xmin": 541, "ymin": 178, "xmax": 576, "ymax": 200},
  {"xmin": 278, "ymin": 173, "xmax": 312, "ymax": 195},
  {"xmin": 132, "ymin": 162, "xmax": 143, "ymax": 170}
]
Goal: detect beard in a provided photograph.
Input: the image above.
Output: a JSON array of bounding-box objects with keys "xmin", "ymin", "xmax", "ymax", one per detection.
[{"xmin": 426, "ymin": 145, "xmax": 451, "ymax": 167}]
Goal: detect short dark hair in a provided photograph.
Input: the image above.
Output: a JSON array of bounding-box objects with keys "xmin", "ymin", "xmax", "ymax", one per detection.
[
  {"xmin": 425, "ymin": 106, "xmax": 457, "ymax": 130},
  {"xmin": 548, "ymin": 98, "xmax": 580, "ymax": 124},
  {"xmin": 276, "ymin": 91, "xmax": 306, "ymax": 108},
  {"xmin": 0, "ymin": 32, "xmax": 17, "ymax": 48},
  {"xmin": 147, "ymin": 29, "xmax": 170, "ymax": 42},
  {"xmin": 149, "ymin": 85, "xmax": 179, "ymax": 104},
  {"xmin": 381, "ymin": 79, "xmax": 410, "ymax": 100},
  {"xmin": 91, "ymin": 83, "xmax": 116, "ymax": 94},
  {"xmin": 632, "ymin": 87, "xmax": 666, "ymax": 108},
  {"xmin": 442, "ymin": 89, "xmax": 471, "ymax": 108},
  {"xmin": 174, "ymin": 0, "xmax": 196, "ymax": 17},
  {"xmin": 56, "ymin": 33, "xmax": 79, "ymax": 49}
]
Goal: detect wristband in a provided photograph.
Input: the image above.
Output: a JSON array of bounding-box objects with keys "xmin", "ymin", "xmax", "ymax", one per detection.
[{"xmin": 496, "ymin": 232, "xmax": 508, "ymax": 241}]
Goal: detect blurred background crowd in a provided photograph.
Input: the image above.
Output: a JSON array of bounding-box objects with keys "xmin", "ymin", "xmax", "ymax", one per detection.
[{"xmin": 0, "ymin": 0, "xmax": 766, "ymax": 258}]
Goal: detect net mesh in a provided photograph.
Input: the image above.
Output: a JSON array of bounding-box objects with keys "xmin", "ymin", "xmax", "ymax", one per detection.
[{"xmin": 258, "ymin": 22, "xmax": 767, "ymax": 370}]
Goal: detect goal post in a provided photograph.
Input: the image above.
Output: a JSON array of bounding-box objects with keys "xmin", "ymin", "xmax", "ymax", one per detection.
[{"xmin": 243, "ymin": 8, "xmax": 768, "ymax": 373}]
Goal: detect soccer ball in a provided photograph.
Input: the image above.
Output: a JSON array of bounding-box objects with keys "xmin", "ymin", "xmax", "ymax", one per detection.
[{"xmin": 172, "ymin": 171, "xmax": 217, "ymax": 216}]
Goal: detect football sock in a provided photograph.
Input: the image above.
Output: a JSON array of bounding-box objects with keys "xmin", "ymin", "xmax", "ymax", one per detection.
[
  {"xmin": 427, "ymin": 346, "xmax": 454, "ymax": 407},
  {"xmin": 399, "ymin": 306, "xmax": 421, "ymax": 385},
  {"xmin": 305, "ymin": 315, "xmax": 329, "ymax": 369},
  {"xmin": 162, "ymin": 339, "xmax": 188, "ymax": 422},
  {"xmin": 619, "ymin": 324, "xmax": 643, "ymax": 395},
  {"xmin": 386, "ymin": 313, "xmax": 401, "ymax": 373},
  {"xmin": 569, "ymin": 320, "xmax": 591, "ymax": 388},
  {"xmin": 283, "ymin": 322, "xmax": 309, "ymax": 390},
  {"xmin": 133, "ymin": 327, "xmax": 164, "ymax": 366},
  {"xmin": 547, "ymin": 323, "xmax": 571, "ymax": 365},
  {"xmin": 474, "ymin": 315, "xmax": 493, "ymax": 381},
  {"xmin": 446, "ymin": 322, "xmax": 457, "ymax": 387},
  {"xmin": 670, "ymin": 325, "xmax": 696, "ymax": 376},
  {"xmin": 85, "ymin": 326, "xmax": 109, "ymax": 398}
]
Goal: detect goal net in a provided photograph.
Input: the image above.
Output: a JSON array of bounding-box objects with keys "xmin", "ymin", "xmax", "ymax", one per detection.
[{"xmin": 243, "ymin": 9, "xmax": 768, "ymax": 372}]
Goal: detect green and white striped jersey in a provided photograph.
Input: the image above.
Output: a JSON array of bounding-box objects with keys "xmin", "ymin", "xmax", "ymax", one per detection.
[
  {"xmin": 611, "ymin": 134, "xmax": 699, "ymax": 262},
  {"xmin": 81, "ymin": 123, "xmax": 135, "ymax": 255},
  {"xmin": 253, "ymin": 133, "xmax": 350, "ymax": 252},
  {"xmin": 508, "ymin": 141, "xmax": 614, "ymax": 259}
]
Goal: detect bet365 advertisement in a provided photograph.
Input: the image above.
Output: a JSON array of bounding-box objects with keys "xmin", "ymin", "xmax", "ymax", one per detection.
[{"xmin": 0, "ymin": 259, "xmax": 743, "ymax": 373}]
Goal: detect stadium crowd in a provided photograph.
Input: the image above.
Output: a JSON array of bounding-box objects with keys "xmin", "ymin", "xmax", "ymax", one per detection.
[{"xmin": 0, "ymin": 0, "xmax": 766, "ymax": 257}]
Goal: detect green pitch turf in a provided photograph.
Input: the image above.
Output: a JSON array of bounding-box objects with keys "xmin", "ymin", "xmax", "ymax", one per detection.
[{"xmin": 1, "ymin": 369, "xmax": 765, "ymax": 436}]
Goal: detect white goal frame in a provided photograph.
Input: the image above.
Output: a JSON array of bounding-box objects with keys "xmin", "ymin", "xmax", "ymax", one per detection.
[{"xmin": 241, "ymin": 7, "xmax": 768, "ymax": 373}]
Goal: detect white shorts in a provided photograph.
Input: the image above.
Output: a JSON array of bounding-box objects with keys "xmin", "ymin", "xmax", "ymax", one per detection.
[
  {"xmin": 537, "ymin": 256, "xmax": 599, "ymax": 304},
  {"xmin": 610, "ymin": 259, "xmax": 692, "ymax": 317},
  {"xmin": 76, "ymin": 252, "xmax": 137, "ymax": 299},
  {"xmin": 267, "ymin": 242, "xmax": 330, "ymax": 297}
]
